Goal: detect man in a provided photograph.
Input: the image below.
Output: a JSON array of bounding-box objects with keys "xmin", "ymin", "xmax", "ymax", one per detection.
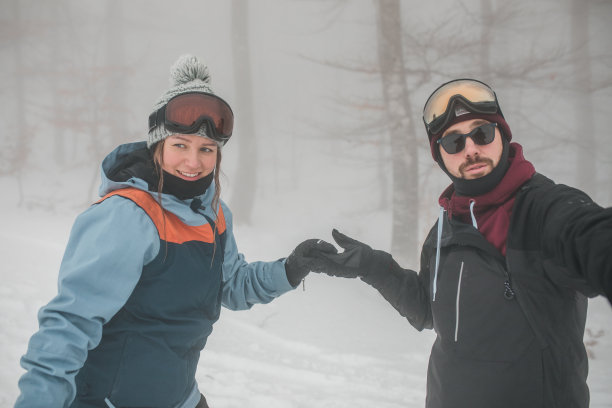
[{"xmin": 309, "ymin": 79, "xmax": 612, "ymax": 408}]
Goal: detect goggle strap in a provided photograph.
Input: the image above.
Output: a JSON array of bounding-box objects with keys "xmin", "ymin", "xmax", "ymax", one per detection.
[
  {"xmin": 148, "ymin": 106, "xmax": 165, "ymax": 133},
  {"xmin": 427, "ymin": 97, "xmax": 499, "ymax": 135}
]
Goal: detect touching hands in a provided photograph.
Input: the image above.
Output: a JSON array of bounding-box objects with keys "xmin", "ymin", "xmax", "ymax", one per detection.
[
  {"xmin": 314, "ymin": 229, "xmax": 376, "ymax": 278},
  {"xmin": 311, "ymin": 229, "xmax": 393, "ymax": 279},
  {"xmin": 284, "ymin": 238, "xmax": 337, "ymax": 287},
  {"xmin": 285, "ymin": 229, "xmax": 393, "ymax": 285}
]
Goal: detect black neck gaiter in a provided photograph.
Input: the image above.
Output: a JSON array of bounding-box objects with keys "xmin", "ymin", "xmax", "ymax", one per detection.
[
  {"xmin": 107, "ymin": 146, "xmax": 214, "ymax": 200},
  {"xmin": 160, "ymin": 170, "xmax": 214, "ymax": 200},
  {"xmin": 438, "ymin": 137, "xmax": 510, "ymax": 197}
]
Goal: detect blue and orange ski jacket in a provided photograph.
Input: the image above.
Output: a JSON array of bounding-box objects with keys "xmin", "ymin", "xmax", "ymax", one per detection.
[{"xmin": 16, "ymin": 142, "xmax": 294, "ymax": 408}]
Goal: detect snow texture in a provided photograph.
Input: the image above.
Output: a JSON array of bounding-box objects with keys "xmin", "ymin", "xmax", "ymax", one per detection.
[{"xmin": 1, "ymin": 183, "xmax": 611, "ymax": 407}]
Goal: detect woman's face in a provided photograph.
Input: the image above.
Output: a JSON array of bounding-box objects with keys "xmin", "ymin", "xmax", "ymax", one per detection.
[{"xmin": 161, "ymin": 134, "xmax": 218, "ymax": 181}]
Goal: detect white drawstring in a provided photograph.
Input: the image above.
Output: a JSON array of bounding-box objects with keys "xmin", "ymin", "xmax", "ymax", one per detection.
[
  {"xmin": 469, "ymin": 200, "xmax": 478, "ymax": 229},
  {"xmin": 454, "ymin": 261, "xmax": 464, "ymax": 342},
  {"xmin": 433, "ymin": 206, "xmax": 444, "ymax": 301},
  {"xmin": 434, "ymin": 202, "xmax": 476, "ymax": 303},
  {"xmin": 104, "ymin": 398, "xmax": 117, "ymax": 408}
]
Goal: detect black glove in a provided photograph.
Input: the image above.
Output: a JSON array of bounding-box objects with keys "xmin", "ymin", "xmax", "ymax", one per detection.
[
  {"xmin": 285, "ymin": 239, "xmax": 338, "ymax": 287},
  {"xmin": 315, "ymin": 229, "xmax": 392, "ymax": 279}
]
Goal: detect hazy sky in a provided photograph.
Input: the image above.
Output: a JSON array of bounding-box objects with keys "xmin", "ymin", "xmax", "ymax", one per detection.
[{"xmin": 2, "ymin": 0, "xmax": 611, "ymax": 218}]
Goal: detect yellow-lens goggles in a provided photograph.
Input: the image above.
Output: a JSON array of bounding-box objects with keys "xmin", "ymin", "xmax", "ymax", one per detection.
[{"xmin": 423, "ymin": 79, "xmax": 499, "ymax": 134}]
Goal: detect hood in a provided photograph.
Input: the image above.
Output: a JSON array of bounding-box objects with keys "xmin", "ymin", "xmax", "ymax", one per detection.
[
  {"xmin": 430, "ymin": 143, "xmax": 535, "ymax": 300},
  {"xmin": 99, "ymin": 141, "xmax": 220, "ymax": 225},
  {"xmin": 438, "ymin": 142, "xmax": 535, "ymax": 218}
]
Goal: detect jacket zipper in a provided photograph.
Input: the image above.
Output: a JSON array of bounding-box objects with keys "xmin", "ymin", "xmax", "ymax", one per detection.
[
  {"xmin": 503, "ymin": 266, "xmax": 516, "ymax": 300},
  {"xmin": 455, "ymin": 261, "xmax": 464, "ymax": 342}
]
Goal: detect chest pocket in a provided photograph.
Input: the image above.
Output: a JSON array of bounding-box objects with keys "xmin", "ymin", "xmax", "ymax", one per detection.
[{"xmin": 430, "ymin": 247, "xmax": 535, "ymax": 362}]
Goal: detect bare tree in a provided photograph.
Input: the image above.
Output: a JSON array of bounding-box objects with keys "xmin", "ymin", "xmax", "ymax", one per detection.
[
  {"xmin": 1, "ymin": 0, "xmax": 29, "ymax": 205},
  {"xmin": 571, "ymin": 0, "xmax": 595, "ymax": 194},
  {"xmin": 479, "ymin": 0, "xmax": 493, "ymax": 82},
  {"xmin": 84, "ymin": 0, "xmax": 132, "ymax": 202},
  {"xmin": 374, "ymin": 0, "xmax": 419, "ymax": 265},
  {"xmin": 1, "ymin": 1, "xmax": 138, "ymax": 205},
  {"xmin": 104, "ymin": 0, "xmax": 128, "ymax": 149},
  {"xmin": 49, "ymin": 4, "xmax": 67, "ymax": 168},
  {"xmin": 230, "ymin": 0, "xmax": 257, "ymax": 224}
]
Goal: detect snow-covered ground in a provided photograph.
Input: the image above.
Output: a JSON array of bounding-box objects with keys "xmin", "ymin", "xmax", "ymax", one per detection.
[{"xmin": 1, "ymin": 176, "xmax": 611, "ymax": 407}]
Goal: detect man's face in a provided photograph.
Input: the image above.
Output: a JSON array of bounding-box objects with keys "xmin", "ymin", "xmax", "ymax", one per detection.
[{"xmin": 439, "ymin": 119, "xmax": 503, "ymax": 179}]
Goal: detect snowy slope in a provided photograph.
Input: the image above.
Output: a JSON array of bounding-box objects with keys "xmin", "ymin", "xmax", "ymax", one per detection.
[{"xmin": 1, "ymin": 195, "xmax": 611, "ymax": 407}]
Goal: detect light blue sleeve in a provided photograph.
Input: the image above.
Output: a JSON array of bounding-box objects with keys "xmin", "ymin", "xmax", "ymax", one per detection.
[
  {"xmin": 220, "ymin": 202, "xmax": 295, "ymax": 311},
  {"xmin": 15, "ymin": 196, "xmax": 160, "ymax": 408}
]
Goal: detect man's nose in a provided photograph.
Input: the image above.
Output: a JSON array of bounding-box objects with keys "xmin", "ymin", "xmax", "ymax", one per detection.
[{"xmin": 463, "ymin": 136, "xmax": 480, "ymax": 158}]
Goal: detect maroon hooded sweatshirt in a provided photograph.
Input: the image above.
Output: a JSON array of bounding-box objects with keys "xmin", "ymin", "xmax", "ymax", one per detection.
[{"xmin": 438, "ymin": 142, "xmax": 536, "ymax": 255}]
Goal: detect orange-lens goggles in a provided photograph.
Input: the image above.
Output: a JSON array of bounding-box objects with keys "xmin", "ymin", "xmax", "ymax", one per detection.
[
  {"xmin": 149, "ymin": 92, "xmax": 234, "ymax": 144},
  {"xmin": 423, "ymin": 79, "xmax": 499, "ymax": 135}
]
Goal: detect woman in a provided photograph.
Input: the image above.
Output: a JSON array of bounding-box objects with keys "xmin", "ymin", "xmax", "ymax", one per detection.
[{"xmin": 15, "ymin": 55, "xmax": 332, "ymax": 408}]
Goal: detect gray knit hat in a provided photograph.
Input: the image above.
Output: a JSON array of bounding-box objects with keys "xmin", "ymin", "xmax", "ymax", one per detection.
[{"xmin": 148, "ymin": 54, "xmax": 217, "ymax": 148}]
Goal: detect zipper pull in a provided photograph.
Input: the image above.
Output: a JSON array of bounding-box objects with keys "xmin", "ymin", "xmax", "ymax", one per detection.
[{"xmin": 504, "ymin": 280, "xmax": 515, "ymax": 300}]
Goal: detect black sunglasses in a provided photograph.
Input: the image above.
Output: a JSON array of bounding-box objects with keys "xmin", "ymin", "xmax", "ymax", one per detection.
[{"xmin": 437, "ymin": 123, "xmax": 497, "ymax": 154}]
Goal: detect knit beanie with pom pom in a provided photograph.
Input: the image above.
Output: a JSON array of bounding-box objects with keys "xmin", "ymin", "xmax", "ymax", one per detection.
[{"xmin": 148, "ymin": 55, "xmax": 217, "ymax": 148}]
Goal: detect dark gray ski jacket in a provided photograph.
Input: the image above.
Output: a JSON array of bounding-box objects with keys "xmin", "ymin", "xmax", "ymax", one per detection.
[{"xmin": 363, "ymin": 173, "xmax": 611, "ymax": 408}]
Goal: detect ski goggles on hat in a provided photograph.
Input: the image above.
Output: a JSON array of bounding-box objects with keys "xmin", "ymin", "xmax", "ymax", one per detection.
[
  {"xmin": 423, "ymin": 79, "xmax": 501, "ymax": 136},
  {"xmin": 149, "ymin": 92, "xmax": 234, "ymax": 144},
  {"xmin": 437, "ymin": 122, "xmax": 497, "ymax": 154}
]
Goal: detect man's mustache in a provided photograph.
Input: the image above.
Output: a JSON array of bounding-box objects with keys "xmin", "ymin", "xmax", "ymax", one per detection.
[{"xmin": 459, "ymin": 157, "xmax": 494, "ymax": 174}]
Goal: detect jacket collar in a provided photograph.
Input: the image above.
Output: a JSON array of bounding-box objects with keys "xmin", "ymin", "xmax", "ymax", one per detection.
[{"xmin": 438, "ymin": 143, "xmax": 535, "ymax": 219}]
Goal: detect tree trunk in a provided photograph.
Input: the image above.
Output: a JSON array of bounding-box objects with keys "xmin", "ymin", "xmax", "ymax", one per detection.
[
  {"xmin": 480, "ymin": 0, "xmax": 492, "ymax": 83},
  {"xmin": 50, "ymin": 3, "xmax": 66, "ymax": 167},
  {"xmin": 375, "ymin": 0, "xmax": 418, "ymax": 266},
  {"xmin": 11, "ymin": 0, "xmax": 27, "ymax": 205},
  {"xmin": 571, "ymin": 0, "xmax": 595, "ymax": 195},
  {"xmin": 105, "ymin": 0, "xmax": 126, "ymax": 148},
  {"xmin": 231, "ymin": 0, "xmax": 257, "ymax": 224}
]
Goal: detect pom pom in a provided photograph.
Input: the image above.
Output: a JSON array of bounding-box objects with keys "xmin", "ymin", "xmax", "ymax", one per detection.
[{"xmin": 169, "ymin": 54, "xmax": 210, "ymax": 86}]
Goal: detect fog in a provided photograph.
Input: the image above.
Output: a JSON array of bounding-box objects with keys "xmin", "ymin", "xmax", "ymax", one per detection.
[
  {"xmin": 3, "ymin": 0, "xmax": 611, "ymax": 213},
  {"xmin": 1, "ymin": 0, "xmax": 611, "ymax": 406}
]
